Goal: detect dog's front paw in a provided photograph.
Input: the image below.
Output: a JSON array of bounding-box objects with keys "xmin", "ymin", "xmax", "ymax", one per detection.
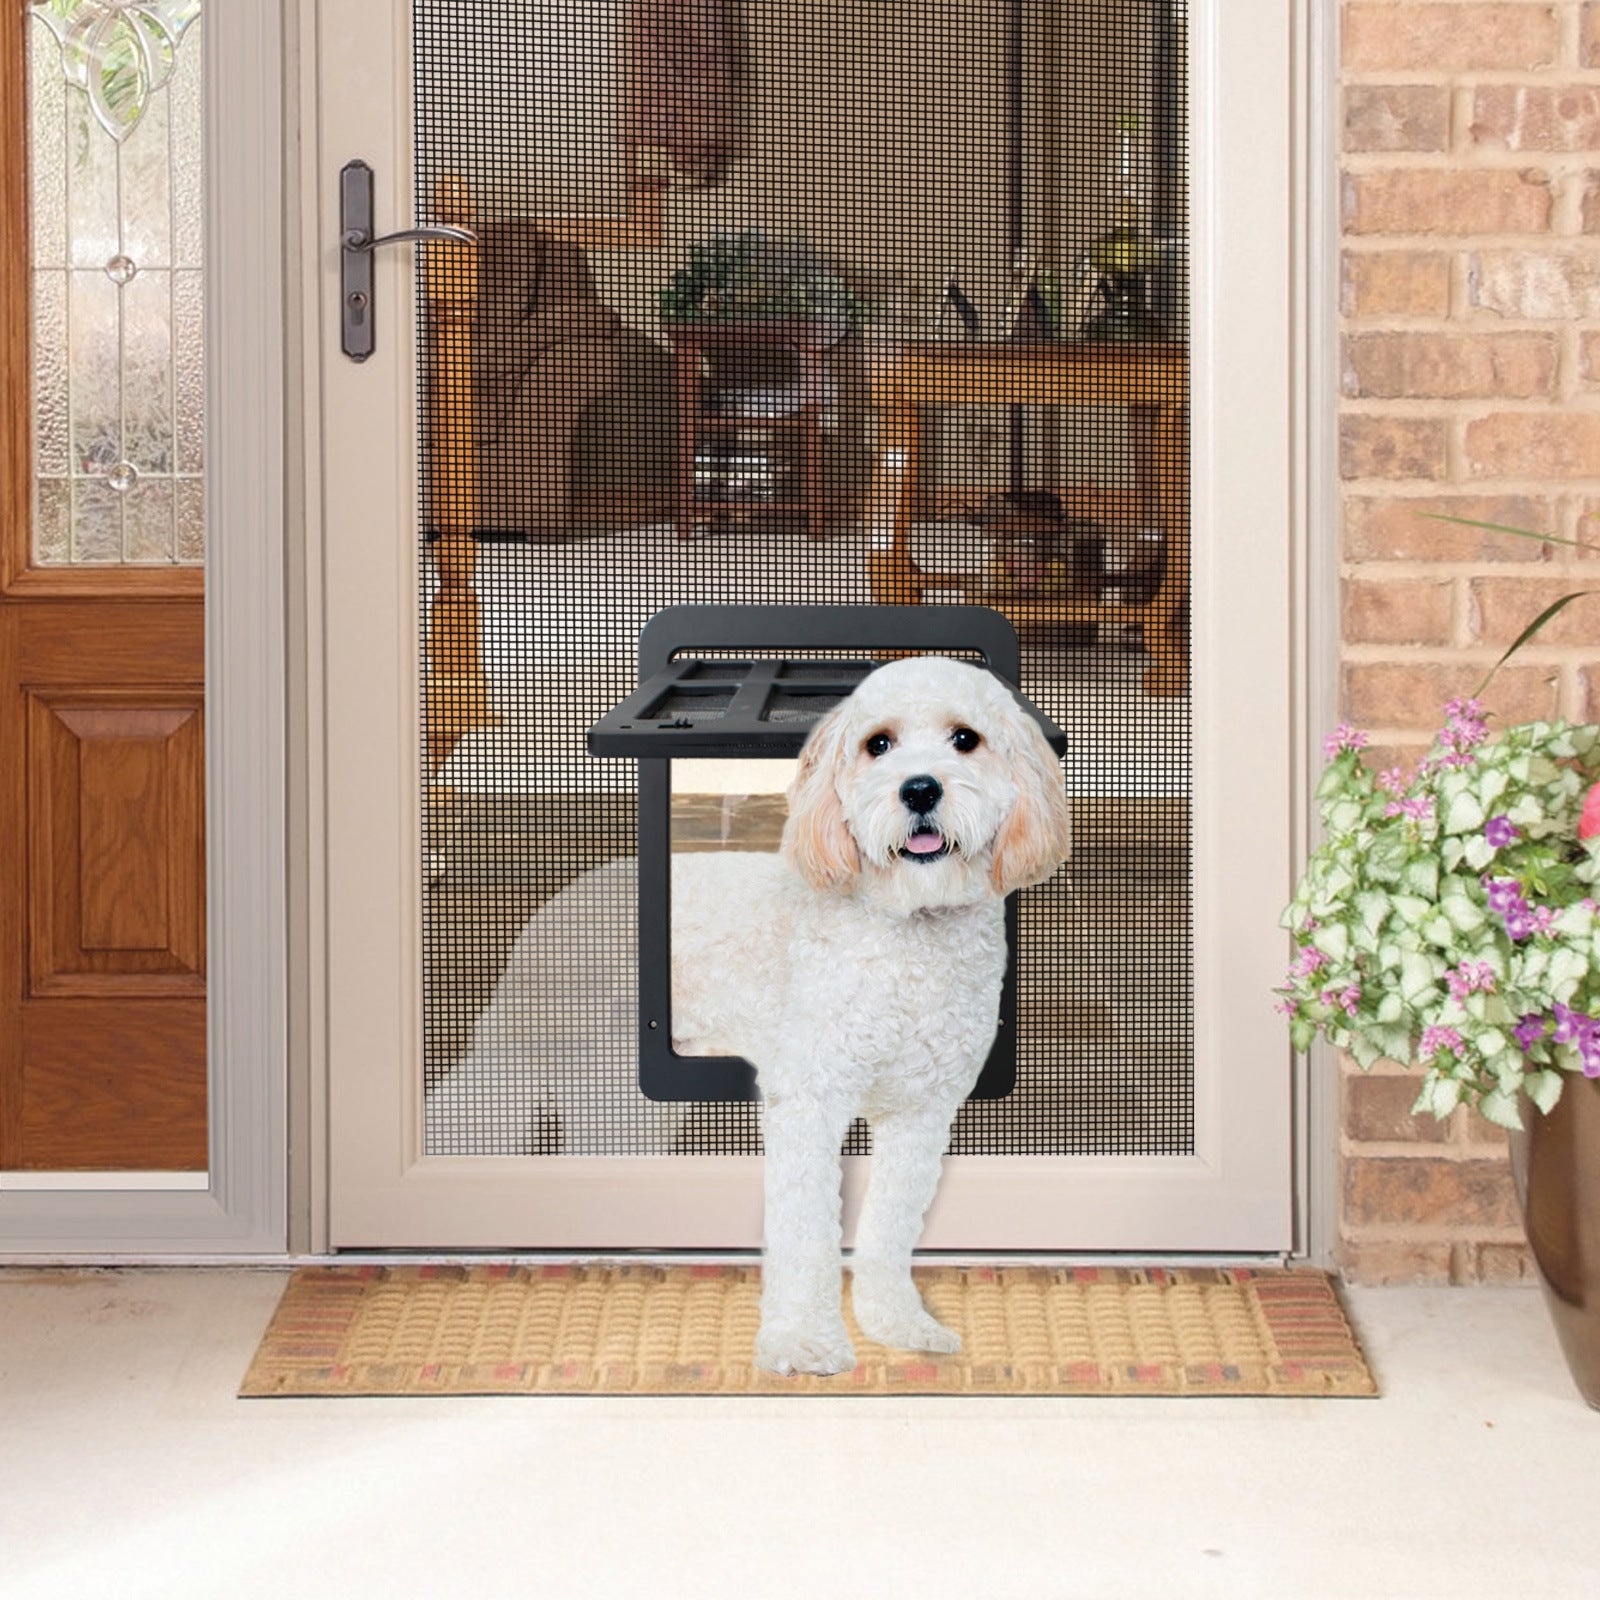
[
  {"xmin": 852, "ymin": 1276, "xmax": 963, "ymax": 1355},
  {"xmin": 754, "ymin": 1320, "xmax": 857, "ymax": 1377}
]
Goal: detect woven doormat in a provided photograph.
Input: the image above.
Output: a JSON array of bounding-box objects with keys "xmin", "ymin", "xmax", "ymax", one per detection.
[{"xmin": 240, "ymin": 1264, "xmax": 1376, "ymax": 1398}]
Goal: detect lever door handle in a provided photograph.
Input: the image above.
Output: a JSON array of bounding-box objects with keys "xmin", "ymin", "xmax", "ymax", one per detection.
[
  {"xmin": 341, "ymin": 224, "xmax": 477, "ymax": 252},
  {"xmin": 339, "ymin": 159, "xmax": 475, "ymax": 362}
]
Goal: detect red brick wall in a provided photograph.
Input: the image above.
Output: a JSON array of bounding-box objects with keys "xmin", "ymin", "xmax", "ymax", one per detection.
[{"xmin": 1338, "ymin": 1, "xmax": 1600, "ymax": 1281}]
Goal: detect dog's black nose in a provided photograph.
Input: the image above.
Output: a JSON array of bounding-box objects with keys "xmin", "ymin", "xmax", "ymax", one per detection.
[{"xmin": 900, "ymin": 774, "xmax": 942, "ymax": 815}]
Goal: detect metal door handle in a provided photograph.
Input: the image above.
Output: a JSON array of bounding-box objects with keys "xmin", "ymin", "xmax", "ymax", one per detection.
[
  {"xmin": 341, "ymin": 224, "xmax": 477, "ymax": 252},
  {"xmin": 339, "ymin": 159, "xmax": 475, "ymax": 362}
]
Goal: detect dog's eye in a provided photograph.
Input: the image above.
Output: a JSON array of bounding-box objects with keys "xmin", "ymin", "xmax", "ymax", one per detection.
[
  {"xmin": 951, "ymin": 726, "xmax": 981, "ymax": 753},
  {"xmin": 864, "ymin": 732, "xmax": 893, "ymax": 758}
]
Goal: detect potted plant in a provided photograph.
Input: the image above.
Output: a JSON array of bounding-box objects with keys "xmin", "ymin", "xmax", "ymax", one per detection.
[
  {"xmin": 1281, "ymin": 517, "xmax": 1600, "ymax": 1408},
  {"xmin": 659, "ymin": 228, "xmax": 868, "ymax": 332}
]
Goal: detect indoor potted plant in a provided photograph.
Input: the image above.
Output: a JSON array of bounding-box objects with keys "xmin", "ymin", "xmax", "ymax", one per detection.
[
  {"xmin": 659, "ymin": 227, "xmax": 868, "ymax": 331},
  {"xmin": 1281, "ymin": 517, "xmax": 1600, "ymax": 1407}
]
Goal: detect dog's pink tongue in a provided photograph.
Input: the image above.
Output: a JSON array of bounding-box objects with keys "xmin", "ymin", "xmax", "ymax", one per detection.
[{"xmin": 905, "ymin": 830, "xmax": 945, "ymax": 855}]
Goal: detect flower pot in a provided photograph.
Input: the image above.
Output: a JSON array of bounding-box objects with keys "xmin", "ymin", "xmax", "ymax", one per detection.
[{"xmin": 1507, "ymin": 1075, "xmax": 1600, "ymax": 1409}]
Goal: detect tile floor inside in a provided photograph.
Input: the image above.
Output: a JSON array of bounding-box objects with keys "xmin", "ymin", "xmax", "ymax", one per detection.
[{"xmin": 1, "ymin": 1267, "xmax": 1596, "ymax": 1600}]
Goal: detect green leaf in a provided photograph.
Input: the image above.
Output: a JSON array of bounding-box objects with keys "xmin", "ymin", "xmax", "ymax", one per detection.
[
  {"xmin": 1443, "ymin": 787, "xmax": 1486, "ymax": 835},
  {"xmin": 1423, "ymin": 512, "xmax": 1600, "ymax": 557},
  {"xmin": 1476, "ymin": 592, "xmax": 1600, "ymax": 695},
  {"xmin": 1404, "ymin": 858, "xmax": 1440, "ymax": 898},
  {"xmin": 1356, "ymin": 892, "xmax": 1389, "ymax": 939},
  {"xmin": 1478, "ymin": 1087, "xmax": 1525, "ymax": 1131},
  {"xmin": 1350, "ymin": 1033, "xmax": 1384, "ymax": 1069},
  {"xmin": 1441, "ymin": 894, "xmax": 1485, "ymax": 934},
  {"xmin": 1401, "ymin": 951, "xmax": 1438, "ymax": 1003},
  {"xmin": 1314, "ymin": 923, "xmax": 1351, "ymax": 964},
  {"xmin": 1524, "ymin": 1069, "xmax": 1564, "ymax": 1116},
  {"xmin": 1379, "ymin": 1025, "xmax": 1415, "ymax": 1061},
  {"xmin": 1412, "ymin": 1074, "xmax": 1462, "ymax": 1119},
  {"xmin": 1547, "ymin": 947, "xmax": 1588, "ymax": 996},
  {"xmin": 1478, "ymin": 768, "xmax": 1510, "ymax": 810},
  {"xmin": 1315, "ymin": 761, "xmax": 1351, "ymax": 801},
  {"xmin": 1392, "ymin": 895, "xmax": 1433, "ymax": 926}
]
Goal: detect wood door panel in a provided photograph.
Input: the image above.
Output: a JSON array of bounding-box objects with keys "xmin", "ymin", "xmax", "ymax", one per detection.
[
  {"xmin": 12, "ymin": 599, "xmax": 204, "ymax": 681},
  {"xmin": 7, "ymin": 1000, "xmax": 207, "ymax": 1171},
  {"xmin": 1, "ymin": 607, "xmax": 206, "ymax": 1170},
  {"xmin": 27, "ymin": 691, "xmax": 206, "ymax": 996}
]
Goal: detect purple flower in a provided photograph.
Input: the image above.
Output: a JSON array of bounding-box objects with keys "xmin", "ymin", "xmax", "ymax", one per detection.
[
  {"xmin": 1553, "ymin": 1003, "xmax": 1589, "ymax": 1045},
  {"xmin": 1483, "ymin": 877, "xmax": 1547, "ymax": 939},
  {"xmin": 1324, "ymin": 723, "xmax": 1370, "ymax": 759},
  {"xmin": 1484, "ymin": 815, "xmax": 1520, "ymax": 850},
  {"xmin": 1376, "ymin": 767, "xmax": 1406, "ymax": 795},
  {"xmin": 1513, "ymin": 1014, "xmax": 1547, "ymax": 1051},
  {"xmin": 1553, "ymin": 1004, "xmax": 1600, "ymax": 1078},
  {"xmin": 1484, "ymin": 878, "xmax": 1527, "ymax": 916}
]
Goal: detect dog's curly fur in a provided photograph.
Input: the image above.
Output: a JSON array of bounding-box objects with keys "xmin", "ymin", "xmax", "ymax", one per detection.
[
  {"xmin": 674, "ymin": 656, "xmax": 1072, "ymax": 1374},
  {"xmin": 427, "ymin": 655, "xmax": 1071, "ymax": 1377}
]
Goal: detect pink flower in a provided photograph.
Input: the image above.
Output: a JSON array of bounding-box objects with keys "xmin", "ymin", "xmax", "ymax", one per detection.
[
  {"xmin": 1580, "ymin": 781, "xmax": 1600, "ymax": 842},
  {"xmin": 1384, "ymin": 796, "xmax": 1433, "ymax": 821},
  {"xmin": 1323, "ymin": 724, "xmax": 1369, "ymax": 759},
  {"xmin": 1320, "ymin": 984, "xmax": 1361, "ymax": 1018},
  {"xmin": 1289, "ymin": 946, "xmax": 1329, "ymax": 981},
  {"xmin": 1419, "ymin": 1025, "xmax": 1465, "ymax": 1062},
  {"xmin": 1446, "ymin": 961, "xmax": 1495, "ymax": 1003}
]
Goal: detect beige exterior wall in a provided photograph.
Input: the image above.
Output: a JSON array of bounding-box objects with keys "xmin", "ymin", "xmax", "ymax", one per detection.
[{"xmin": 1338, "ymin": 0, "xmax": 1600, "ymax": 1283}]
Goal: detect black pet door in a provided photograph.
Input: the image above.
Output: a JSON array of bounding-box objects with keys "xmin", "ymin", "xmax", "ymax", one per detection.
[{"xmin": 587, "ymin": 605, "xmax": 1068, "ymax": 1102}]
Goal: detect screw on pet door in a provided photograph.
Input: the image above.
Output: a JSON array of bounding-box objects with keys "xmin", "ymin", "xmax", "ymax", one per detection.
[{"xmin": 587, "ymin": 605, "xmax": 1068, "ymax": 1104}]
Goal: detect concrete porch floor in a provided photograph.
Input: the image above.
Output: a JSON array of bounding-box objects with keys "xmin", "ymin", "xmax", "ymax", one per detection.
[{"xmin": 1, "ymin": 1268, "xmax": 1595, "ymax": 1600}]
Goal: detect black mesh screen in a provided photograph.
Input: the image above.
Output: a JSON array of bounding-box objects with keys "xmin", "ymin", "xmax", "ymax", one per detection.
[{"xmin": 416, "ymin": 0, "xmax": 1191, "ymax": 1160}]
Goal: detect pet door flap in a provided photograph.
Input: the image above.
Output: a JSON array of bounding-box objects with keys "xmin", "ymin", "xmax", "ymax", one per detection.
[{"xmin": 588, "ymin": 605, "xmax": 1063, "ymax": 1102}]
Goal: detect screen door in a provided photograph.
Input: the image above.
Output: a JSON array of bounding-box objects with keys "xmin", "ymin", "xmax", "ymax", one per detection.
[{"xmin": 315, "ymin": 0, "xmax": 1297, "ymax": 1250}]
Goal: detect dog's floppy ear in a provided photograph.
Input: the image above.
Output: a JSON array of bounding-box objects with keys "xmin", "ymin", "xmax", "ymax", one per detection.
[
  {"xmin": 989, "ymin": 707, "xmax": 1072, "ymax": 897},
  {"xmin": 781, "ymin": 703, "xmax": 861, "ymax": 892}
]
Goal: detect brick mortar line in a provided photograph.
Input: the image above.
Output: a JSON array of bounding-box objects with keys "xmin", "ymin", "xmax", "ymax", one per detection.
[
  {"xmin": 1345, "ymin": 564, "xmax": 1600, "ymax": 579},
  {"xmin": 1342, "ymin": 320, "xmax": 1600, "ymax": 332},
  {"xmin": 1338, "ymin": 398, "xmax": 1600, "ymax": 413},
  {"xmin": 1340, "ymin": 75, "xmax": 1600, "ymax": 91},
  {"xmin": 1343, "ymin": 236, "xmax": 1597, "ymax": 249},
  {"xmin": 1340, "ymin": 641, "xmax": 1597, "ymax": 657},
  {"xmin": 1342, "ymin": 152, "xmax": 1600, "ymax": 168},
  {"xmin": 1342, "ymin": 1136, "xmax": 1515, "ymax": 1161}
]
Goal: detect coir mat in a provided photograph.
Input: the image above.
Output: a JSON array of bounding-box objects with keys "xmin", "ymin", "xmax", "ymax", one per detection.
[{"xmin": 239, "ymin": 1264, "xmax": 1377, "ymax": 1398}]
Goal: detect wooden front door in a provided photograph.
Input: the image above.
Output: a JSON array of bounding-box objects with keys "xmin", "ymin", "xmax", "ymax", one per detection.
[{"xmin": 0, "ymin": 3, "xmax": 207, "ymax": 1174}]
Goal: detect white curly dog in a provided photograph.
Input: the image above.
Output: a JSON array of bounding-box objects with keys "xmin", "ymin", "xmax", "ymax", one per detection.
[
  {"xmin": 428, "ymin": 654, "xmax": 1071, "ymax": 1377},
  {"xmin": 672, "ymin": 655, "xmax": 1072, "ymax": 1375}
]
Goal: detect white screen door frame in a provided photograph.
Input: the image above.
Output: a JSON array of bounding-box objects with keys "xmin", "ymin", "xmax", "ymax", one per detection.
[{"xmin": 306, "ymin": 0, "xmax": 1305, "ymax": 1252}]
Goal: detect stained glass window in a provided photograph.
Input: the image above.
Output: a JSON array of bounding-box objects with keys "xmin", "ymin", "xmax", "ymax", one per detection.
[{"xmin": 28, "ymin": 1, "xmax": 204, "ymax": 566}]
